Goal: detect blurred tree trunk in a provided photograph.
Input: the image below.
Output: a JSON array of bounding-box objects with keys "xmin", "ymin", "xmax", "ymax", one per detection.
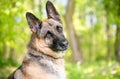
[
  {"xmin": 3, "ymin": 43, "xmax": 9, "ymax": 60},
  {"xmin": 106, "ymin": 23, "xmax": 111, "ymax": 58},
  {"xmin": 115, "ymin": 1, "xmax": 120, "ymax": 60},
  {"xmin": 104, "ymin": 3, "xmax": 111, "ymax": 59},
  {"xmin": 65, "ymin": 0, "xmax": 83, "ymax": 62},
  {"xmin": 115, "ymin": 25, "xmax": 120, "ymax": 59},
  {"xmin": 8, "ymin": 47, "xmax": 15, "ymax": 61},
  {"xmin": 89, "ymin": 14, "xmax": 94, "ymax": 61}
]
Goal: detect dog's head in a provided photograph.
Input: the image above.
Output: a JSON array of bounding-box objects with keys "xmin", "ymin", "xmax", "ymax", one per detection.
[{"xmin": 26, "ymin": 1, "xmax": 68, "ymax": 56}]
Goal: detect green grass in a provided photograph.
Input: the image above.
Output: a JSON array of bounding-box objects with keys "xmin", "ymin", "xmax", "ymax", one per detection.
[
  {"xmin": 0, "ymin": 60, "xmax": 20, "ymax": 79},
  {"xmin": 0, "ymin": 60, "xmax": 120, "ymax": 79},
  {"xmin": 66, "ymin": 60, "xmax": 120, "ymax": 79}
]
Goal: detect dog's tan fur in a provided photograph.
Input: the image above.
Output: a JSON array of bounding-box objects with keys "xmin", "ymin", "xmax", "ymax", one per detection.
[{"xmin": 8, "ymin": 1, "xmax": 68, "ymax": 79}]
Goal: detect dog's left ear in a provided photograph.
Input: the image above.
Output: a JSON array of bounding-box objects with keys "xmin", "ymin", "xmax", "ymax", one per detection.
[{"xmin": 46, "ymin": 1, "xmax": 61, "ymax": 22}]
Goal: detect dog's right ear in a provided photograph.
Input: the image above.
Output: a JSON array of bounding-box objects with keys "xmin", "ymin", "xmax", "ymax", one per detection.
[{"xmin": 26, "ymin": 12, "xmax": 42, "ymax": 32}]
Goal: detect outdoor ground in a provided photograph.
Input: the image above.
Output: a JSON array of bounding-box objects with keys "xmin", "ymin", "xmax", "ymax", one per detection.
[{"xmin": 0, "ymin": 60, "xmax": 120, "ymax": 79}]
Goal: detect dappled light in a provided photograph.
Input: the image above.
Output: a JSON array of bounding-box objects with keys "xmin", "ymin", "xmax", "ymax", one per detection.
[{"xmin": 0, "ymin": 0, "xmax": 120, "ymax": 79}]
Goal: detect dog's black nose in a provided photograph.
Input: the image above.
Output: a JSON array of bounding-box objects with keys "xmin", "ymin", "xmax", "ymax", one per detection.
[
  {"xmin": 52, "ymin": 39, "xmax": 68, "ymax": 51},
  {"xmin": 59, "ymin": 39, "xmax": 68, "ymax": 48}
]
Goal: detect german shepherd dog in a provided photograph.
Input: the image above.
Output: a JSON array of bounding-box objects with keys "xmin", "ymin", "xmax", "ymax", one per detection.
[{"xmin": 8, "ymin": 1, "xmax": 68, "ymax": 79}]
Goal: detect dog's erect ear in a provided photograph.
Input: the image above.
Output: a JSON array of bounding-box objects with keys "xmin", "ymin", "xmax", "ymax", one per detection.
[
  {"xmin": 46, "ymin": 1, "xmax": 61, "ymax": 22},
  {"xmin": 26, "ymin": 12, "xmax": 42, "ymax": 32}
]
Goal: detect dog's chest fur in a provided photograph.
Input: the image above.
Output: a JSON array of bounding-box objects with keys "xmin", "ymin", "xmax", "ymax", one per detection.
[{"xmin": 22, "ymin": 54, "xmax": 66, "ymax": 79}]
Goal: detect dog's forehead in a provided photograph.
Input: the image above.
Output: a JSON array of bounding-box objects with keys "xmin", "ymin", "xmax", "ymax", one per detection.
[{"xmin": 42, "ymin": 19, "xmax": 62, "ymax": 27}]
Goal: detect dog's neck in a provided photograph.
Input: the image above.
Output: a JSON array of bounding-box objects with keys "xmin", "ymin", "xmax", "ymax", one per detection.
[
  {"xmin": 27, "ymin": 47, "xmax": 63, "ymax": 61},
  {"xmin": 27, "ymin": 33, "xmax": 65, "ymax": 59}
]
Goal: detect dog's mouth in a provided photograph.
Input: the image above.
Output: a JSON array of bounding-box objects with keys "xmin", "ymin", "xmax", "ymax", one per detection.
[{"xmin": 51, "ymin": 39, "xmax": 68, "ymax": 52}]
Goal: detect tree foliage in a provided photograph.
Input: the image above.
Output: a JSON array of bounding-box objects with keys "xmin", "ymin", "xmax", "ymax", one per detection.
[{"xmin": 0, "ymin": 0, "xmax": 120, "ymax": 79}]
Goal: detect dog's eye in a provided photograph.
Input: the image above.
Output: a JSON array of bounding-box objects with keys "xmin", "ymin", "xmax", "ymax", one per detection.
[
  {"xmin": 57, "ymin": 26, "xmax": 62, "ymax": 33},
  {"xmin": 46, "ymin": 31, "xmax": 53, "ymax": 38}
]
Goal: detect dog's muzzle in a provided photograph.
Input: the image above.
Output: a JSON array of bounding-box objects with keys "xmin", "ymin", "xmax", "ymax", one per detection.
[
  {"xmin": 52, "ymin": 39, "xmax": 68, "ymax": 51},
  {"xmin": 57, "ymin": 39, "xmax": 68, "ymax": 51}
]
